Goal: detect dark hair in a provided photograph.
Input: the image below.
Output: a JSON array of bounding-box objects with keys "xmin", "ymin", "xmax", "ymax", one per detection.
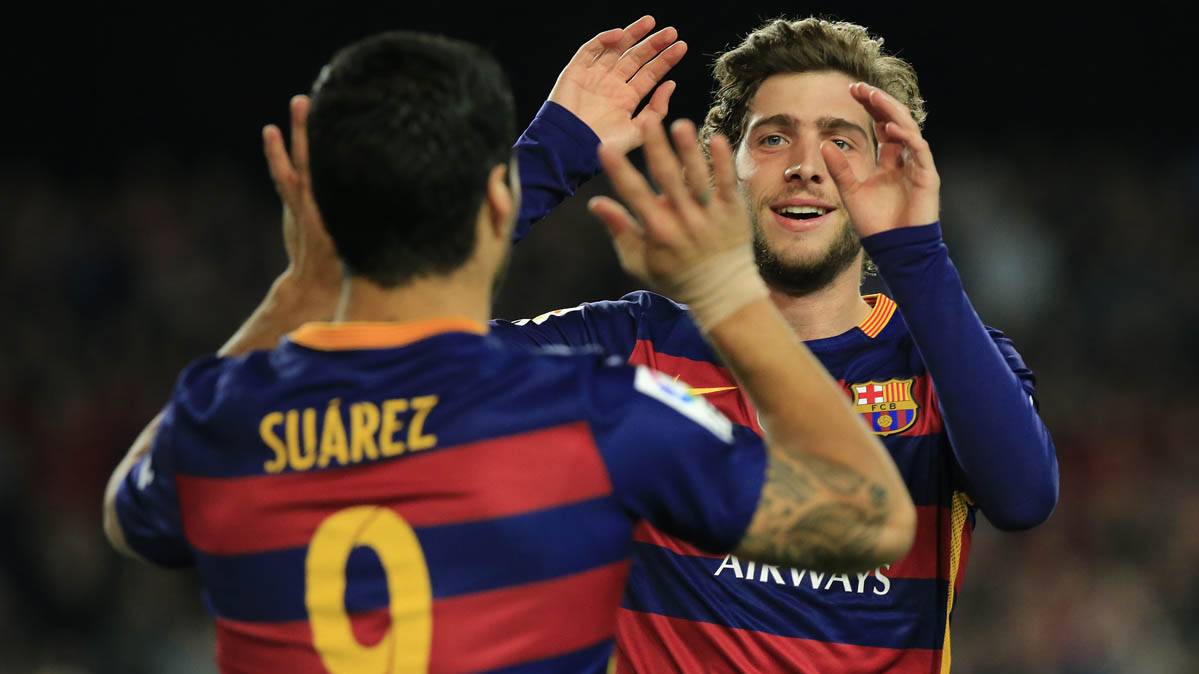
[
  {"xmin": 307, "ymin": 31, "xmax": 515, "ymax": 287},
  {"xmin": 701, "ymin": 18, "xmax": 926, "ymax": 152}
]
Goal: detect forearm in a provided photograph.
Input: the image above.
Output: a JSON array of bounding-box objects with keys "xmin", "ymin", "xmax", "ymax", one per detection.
[
  {"xmin": 512, "ymin": 101, "xmax": 601, "ymax": 241},
  {"xmin": 706, "ymin": 299, "xmax": 915, "ymax": 570},
  {"xmin": 865, "ymin": 223, "xmax": 1059, "ymax": 529}
]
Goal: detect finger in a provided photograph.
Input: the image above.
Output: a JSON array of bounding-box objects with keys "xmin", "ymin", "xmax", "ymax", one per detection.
[
  {"xmin": 589, "ymin": 196, "xmax": 649, "ymax": 277},
  {"xmin": 627, "ymin": 40, "xmax": 687, "ymax": 100},
  {"xmin": 631, "ymin": 80, "xmax": 675, "ymax": 129},
  {"xmin": 878, "ymin": 139, "xmax": 903, "ymax": 170},
  {"xmin": 641, "ymin": 119, "xmax": 697, "ymax": 215},
  {"xmin": 821, "ymin": 141, "xmax": 862, "ymax": 197},
  {"xmin": 671, "ymin": 119, "xmax": 711, "ymax": 204},
  {"xmin": 572, "ymin": 27, "xmax": 625, "ymax": 66},
  {"xmin": 597, "ymin": 142, "xmax": 663, "ymax": 225},
  {"xmin": 615, "ymin": 25, "xmax": 677, "ymax": 80},
  {"xmin": 588, "ymin": 195, "xmax": 644, "ymax": 238},
  {"xmin": 878, "ymin": 121, "xmax": 936, "ymax": 172},
  {"xmin": 262, "ymin": 124, "xmax": 297, "ymax": 200},
  {"xmin": 597, "ymin": 16, "xmax": 655, "ymax": 69},
  {"xmin": 289, "ymin": 95, "xmax": 311, "ymax": 180},
  {"xmin": 708, "ymin": 134, "xmax": 739, "ymax": 203},
  {"xmin": 850, "ymin": 82, "xmax": 919, "ymax": 134},
  {"xmin": 616, "ymin": 15, "xmax": 657, "ymax": 53}
]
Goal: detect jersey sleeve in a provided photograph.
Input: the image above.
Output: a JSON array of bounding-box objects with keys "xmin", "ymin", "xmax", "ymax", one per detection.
[
  {"xmin": 589, "ymin": 366, "xmax": 767, "ymax": 554},
  {"xmin": 113, "ymin": 401, "xmax": 192, "ymax": 567},
  {"xmin": 489, "ymin": 293, "xmax": 645, "ymax": 358},
  {"xmin": 512, "ymin": 100, "xmax": 602, "ymax": 241},
  {"xmin": 863, "ymin": 222, "xmax": 1059, "ymax": 530},
  {"xmin": 113, "ymin": 355, "xmax": 226, "ymax": 567}
]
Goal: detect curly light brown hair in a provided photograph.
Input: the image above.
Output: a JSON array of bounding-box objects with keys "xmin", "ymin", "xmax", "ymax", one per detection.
[{"xmin": 700, "ymin": 18, "xmax": 927, "ymax": 151}]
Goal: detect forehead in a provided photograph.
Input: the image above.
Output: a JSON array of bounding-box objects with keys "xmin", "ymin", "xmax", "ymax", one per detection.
[{"xmin": 745, "ymin": 71, "xmax": 869, "ymax": 130}]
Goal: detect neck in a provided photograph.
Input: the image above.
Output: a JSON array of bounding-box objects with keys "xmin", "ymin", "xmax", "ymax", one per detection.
[
  {"xmin": 334, "ymin": 272, "xmax": 491, "ymax": 328},
  {"xmin": 768, "ymin": 260, "xmax": 872, "ymax": 342}
]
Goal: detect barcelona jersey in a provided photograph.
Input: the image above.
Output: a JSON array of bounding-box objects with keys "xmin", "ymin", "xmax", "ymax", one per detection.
[
  {"xmin": 509, "ymin": 101, "xmax": 1057, "ymax": 673},
  {"xmin": 113, "ymin": 319, "xmax": 767, "ymax": 673},
  {"xmin": 492, "ymin": 291, "xmax": 1036, "ymax": 673}
]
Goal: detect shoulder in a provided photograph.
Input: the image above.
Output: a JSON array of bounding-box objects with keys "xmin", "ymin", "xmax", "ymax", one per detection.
[{"xmin": 166, "ymin": 347, "xmax": 291, "ymax": 430}]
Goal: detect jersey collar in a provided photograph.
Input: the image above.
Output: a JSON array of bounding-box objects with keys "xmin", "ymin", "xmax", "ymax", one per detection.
[
  {"xmin": 289, "ymin": 318, "xmax": 486, "ymax": 351},
  {"xmin": 857, "ymin": 293, "xmax": 898, "ymax": 339}
]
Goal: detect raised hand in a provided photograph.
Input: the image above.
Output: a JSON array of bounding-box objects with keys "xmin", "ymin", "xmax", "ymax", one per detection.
[
  {"xmin": 821, "ymin": 82, "xmax": 941, "ymax": 237},
  {"xmin": 261, "ymin": 95, "xmax": 341, "ymax": 301},
  {"xmin": 588, "ymin": 119, "xmax": 750, "ymax": 293},
  {"xmin": 549, "ymin": 15, "xmax": 687, "ymax": 154}
]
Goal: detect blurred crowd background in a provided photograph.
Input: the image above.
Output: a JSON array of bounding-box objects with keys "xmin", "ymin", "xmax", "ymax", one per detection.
[{"xmin": 2, "ymin": 4, "xmax": 1196, "ymax": 673}]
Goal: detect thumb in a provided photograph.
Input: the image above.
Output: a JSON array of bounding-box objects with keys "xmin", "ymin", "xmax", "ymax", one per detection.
[
  {"xmin": 589, "ymin": 196, "xmax": 649, "ymax": 278},
  {"xmin": 820, "ymin": 141, "xmax": 861, "ymax": 199}
]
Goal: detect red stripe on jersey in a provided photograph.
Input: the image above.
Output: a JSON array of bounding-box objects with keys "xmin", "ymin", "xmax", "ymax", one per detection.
[
  {"xmin": 432, "ymin": 561, "xmax": 628, "ymax": 671},
  {"xmin": 908, "ymin": 374, "xmax": 944, "ymax": 436},
  {"xmin": 628, "ymin": 341, "xmax": 762, "ymax": 434},
  {"xmin": 215, "ymin": 616, "xmax": 320, "ymax": 674},
  {"xmin": 887, "ymin": 505, "xmax": 946, "ymax": 580},
  {"xmin": 613, "ymin": 610, "xmax": 938, "ymax": 674},
  {"xmin": 629, "ymin": 340, "xmax": 732, "ymax": 388},
  {"xmin": 633, "ymin": 521, "xmax": 722, "ymax": 559},
  {"xmin": 636, "ymin": 505, "xmax": 947, "ymax": 581},
  {"xmin": 213, "ymin": 562, "xmax": 629, "ymax": 674},
  {"xmin": 177, "ymin": 422, "xmax": 611, "ymax": 555}
]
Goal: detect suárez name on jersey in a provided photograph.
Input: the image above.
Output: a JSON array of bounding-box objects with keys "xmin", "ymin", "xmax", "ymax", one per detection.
[
  {"xmin": 258, "ymin": 396, "xmax": 440, "ymax": 474},
  {"xmin": 714, "ymin": 555, "xmax": 892, "ymax": 596}
]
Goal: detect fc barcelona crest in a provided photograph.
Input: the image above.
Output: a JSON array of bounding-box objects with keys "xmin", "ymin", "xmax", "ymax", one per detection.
[{"xmin": 851, "ymin": 379, "xmax": 918, "ymax": 436}]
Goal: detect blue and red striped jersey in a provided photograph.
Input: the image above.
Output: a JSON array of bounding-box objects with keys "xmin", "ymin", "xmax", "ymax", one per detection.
[
  {"xmin": 507, "ymin": 102, "xmax": 1057, "ymax": 673},
  {"xmin": 492, "ymin": 291, "xmax": 1036, "ymax": 673},
  {"xmin": 114, "ymin": 319, "xmax": 767, "ymax": 674}
]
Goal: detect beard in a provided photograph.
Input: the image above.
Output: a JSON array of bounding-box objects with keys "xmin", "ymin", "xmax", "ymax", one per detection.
[{"xmin": 746, "ymin": 190, "xmax": 863, "ymax": 297}]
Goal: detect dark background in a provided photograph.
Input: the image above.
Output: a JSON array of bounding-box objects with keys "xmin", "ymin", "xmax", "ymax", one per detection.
[{"xmin": 2, "ymin": 4, "xmax": 1196, "ymax": 672}]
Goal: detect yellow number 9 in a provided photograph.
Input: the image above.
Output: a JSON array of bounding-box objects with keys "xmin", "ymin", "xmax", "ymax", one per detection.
[{"xmin": 305, "ymin": 506, "xmax": 432, "ymax": 673}]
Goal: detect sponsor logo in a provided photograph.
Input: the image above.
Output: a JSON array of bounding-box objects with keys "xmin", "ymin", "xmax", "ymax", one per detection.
[
  {"xmin": 850, "ymin": 378, "xmax": 918, "ymax": 436},
  {"xmin": 634, "ymin": 368, "xmax": 734, "ymax": 443},
  {"xmin": 512, "ymin": 305, "xmax": 584, "ymax": 326},
  {"xmin": 714, "ymin": 555, "xmax": 892, "ymax": 596},
  {"xmin": 687, "ymin": 385, "xmax": 738, "ymax": 396}
]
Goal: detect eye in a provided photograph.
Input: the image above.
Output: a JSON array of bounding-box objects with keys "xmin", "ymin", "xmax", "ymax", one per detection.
[
  {"xmin": 759, "ymin": 134, "xmax": 786, "ymax": 147},
  {"xmin": 830, "ymin": 138, "xmax": 851, "ymax": 150}
]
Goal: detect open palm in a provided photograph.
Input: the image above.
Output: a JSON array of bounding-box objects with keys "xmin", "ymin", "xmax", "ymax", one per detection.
[{"xmin": 548, "ymin": 15, "xmax": 687, "ymax": 154}]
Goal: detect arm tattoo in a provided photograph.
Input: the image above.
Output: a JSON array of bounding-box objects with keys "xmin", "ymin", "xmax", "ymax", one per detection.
[{"xmin": 736, "ymin": 451, "xmax": 891, "ymax": 572}]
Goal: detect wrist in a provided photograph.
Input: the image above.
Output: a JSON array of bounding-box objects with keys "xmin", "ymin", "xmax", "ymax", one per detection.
[
  {"xmin": 667, "ymin": 245, "xmax": 769, "ymax": 332},
  {"xmin": 267, "ymin": 273, "xmax": 340, "ymax": 324}
]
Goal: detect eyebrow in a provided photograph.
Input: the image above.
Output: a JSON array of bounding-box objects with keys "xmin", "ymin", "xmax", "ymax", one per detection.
[{"xmin": 746, "ymin": 114, "xmax": 873, "ymax": 146}]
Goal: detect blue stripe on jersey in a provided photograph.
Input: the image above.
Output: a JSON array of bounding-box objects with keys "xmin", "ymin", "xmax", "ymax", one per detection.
[
  {"xmin": 196, "ymin": 497, "xmax": 631, "ymax": 622},
  {"xmin": 622, "ymin": 542, "xmax": 947, "ymax": 651},
  {"xmin": 483, "ymin": 639, "xmax": 613, "ymax": 674}
]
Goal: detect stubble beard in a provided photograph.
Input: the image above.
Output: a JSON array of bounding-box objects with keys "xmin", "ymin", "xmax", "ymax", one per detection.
[{"xmin": 744, "ymin": 184, "xmax": 863, "ymax": 297}]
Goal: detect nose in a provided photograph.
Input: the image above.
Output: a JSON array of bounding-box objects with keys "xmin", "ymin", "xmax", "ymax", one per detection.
[{"xmin": 783, "ymin": 145, "xmax": 826, "ymax": 185}]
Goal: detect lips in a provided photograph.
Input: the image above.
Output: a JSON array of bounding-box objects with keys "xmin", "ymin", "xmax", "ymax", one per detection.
[{"xmin": 769, "ymin": 208, "xmax": 834, "ymax": 232}]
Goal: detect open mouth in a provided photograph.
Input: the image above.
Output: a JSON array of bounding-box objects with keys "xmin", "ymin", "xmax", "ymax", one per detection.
[
  {"xmin": 773, "ymin": 205, "xmax": 830, "ymax": 221},
  {"xmin": 769, "ymin": 203, "xmax": 836, "ymax": 231}
]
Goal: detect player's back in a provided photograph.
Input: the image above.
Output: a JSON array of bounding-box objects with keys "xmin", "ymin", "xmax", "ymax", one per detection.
[{"xmin": 127, "ymin": 319, "xmax": 765, "ymax": 674}]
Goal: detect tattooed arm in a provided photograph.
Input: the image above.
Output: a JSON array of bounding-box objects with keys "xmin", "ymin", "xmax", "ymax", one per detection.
[{"xmin": 707, "ymin": 300, "xmax": 916, "ymax": 573}]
